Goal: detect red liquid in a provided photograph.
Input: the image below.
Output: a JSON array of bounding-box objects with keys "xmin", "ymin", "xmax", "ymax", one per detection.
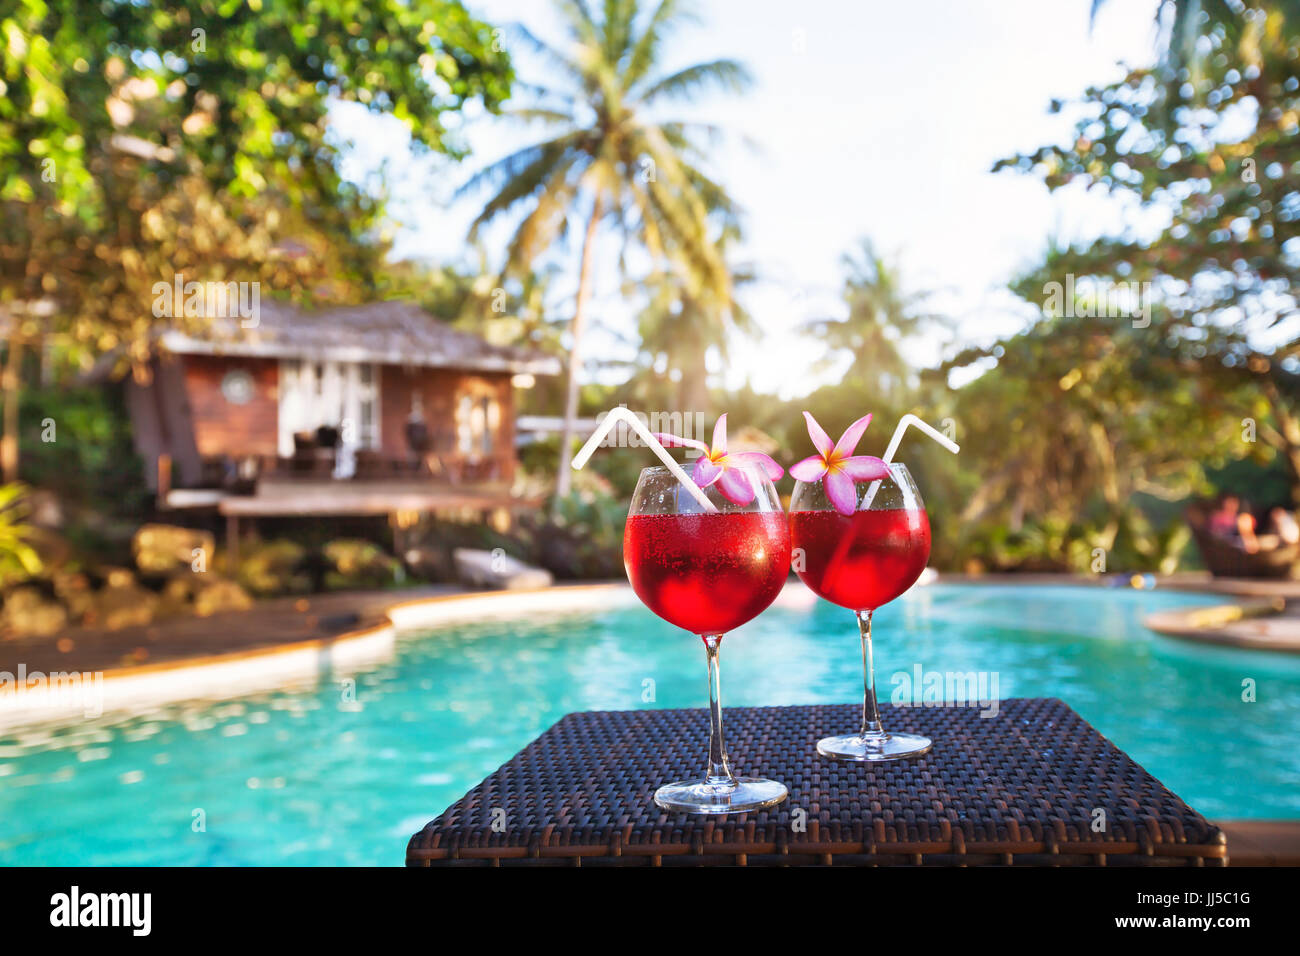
[
  {"xmin": 624, "ymin": 511, "xmax": 791, "ymax": 634},
  {"xmin": 789, "ymin": 508, "xmax": 931, "ymax": 611}
]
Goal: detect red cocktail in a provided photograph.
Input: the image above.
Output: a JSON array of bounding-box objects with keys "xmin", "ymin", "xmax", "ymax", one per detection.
[
  {"xmin": 790, "ymin": 460, "xmax": 934, "ymax": 761},
  {"xmin": 787, "ymin": 508, "xmax": 930, "ymax": 612},
  {"xmin": 625, "ymin": 461, "xmax": 790, "ymax": 814},
  {"xmin": 624, "ymin": 511, "xmax": 790, "ymax": 633}
]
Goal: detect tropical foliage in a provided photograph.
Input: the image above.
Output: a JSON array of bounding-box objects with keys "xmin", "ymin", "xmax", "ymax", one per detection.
[
  {"xmin": 630, "ymin": 227, "xmax": 756, "ymax": 412},
  {"xmin": 0, "ymin": 482, "xmax": 41, "ymax": 585},
  {"xmin": 940, "ymin": 0, "xmax": 1300, "ymax": 568},
  {"xmin": 802, "ymin": 239, "xmax": 947, "ymax": 408}
]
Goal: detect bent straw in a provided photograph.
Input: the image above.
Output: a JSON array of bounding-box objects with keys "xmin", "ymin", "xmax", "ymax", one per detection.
[
  {"xmin": 571, "ymin": 406, "xmax": 719, "ymax": 513},
  {"xmin": 862, "ymin": 413, "xmax": 960, "ymax": 509}
]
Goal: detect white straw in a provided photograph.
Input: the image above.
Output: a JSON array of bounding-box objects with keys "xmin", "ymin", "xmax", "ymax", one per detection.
[
  {"xmin": 862, "ymin": 413, "xmax": 960, "ymax": 508},
  {"xmin": 570, "ymin": 406, "xmax": 718, "ymax": 513}
]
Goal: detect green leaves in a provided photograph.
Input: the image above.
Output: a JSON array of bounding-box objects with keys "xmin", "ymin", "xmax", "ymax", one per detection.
[
  {"xmin": 0, "ymin": 482, "xmax": 42, "ymax": 584},
  {"xmin": 0, "ymin": 0, "xmax": 514, "ymax": 366},
  {"xmin": 967, "ymin": 0, "xmax": 1300, "ymax": 558},
  {"xmin": 799, "ymin": 239, "xmax": 944, "ymax": 407},
  {"xmin": 996, "ymin": 3, "xmax": 1300, "ymax": 325},
  {"xmin": 636, "ymin": 59, "xmax": 753, "ymax": 105}
]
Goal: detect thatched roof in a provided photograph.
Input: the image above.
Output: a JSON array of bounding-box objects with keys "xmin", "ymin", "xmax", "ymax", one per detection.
[{"xmin": 160, "ymin": 299, "xmax": 561, "ymax": 375}]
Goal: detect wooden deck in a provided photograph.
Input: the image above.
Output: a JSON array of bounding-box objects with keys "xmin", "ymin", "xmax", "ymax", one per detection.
[
  {"xmin": 1217, "ymin": 820, "xmax": 1300, "ymax": 865},
  {"xmin": 218, "ymin": 478, "xmax": 539, "ymax": 517},
  {"xmin": 172, "ymin": 477, "xmax": 547, "ymax": 567}
]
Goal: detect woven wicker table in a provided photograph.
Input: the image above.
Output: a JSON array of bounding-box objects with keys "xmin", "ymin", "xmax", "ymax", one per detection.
[{"xmin": 407, "ymin": 698, "xmax": 1227, "ymax": 866}]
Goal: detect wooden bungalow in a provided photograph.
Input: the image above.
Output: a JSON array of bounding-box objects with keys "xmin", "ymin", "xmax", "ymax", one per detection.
[{"xmin": 124, "ymin": 300, "xmax": 561, "ymax": 558}]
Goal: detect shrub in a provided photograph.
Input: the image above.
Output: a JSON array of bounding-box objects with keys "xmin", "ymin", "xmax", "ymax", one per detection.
[{"xmin": 0, "ymin": 483, "xmax": 42, "ymax": 585}]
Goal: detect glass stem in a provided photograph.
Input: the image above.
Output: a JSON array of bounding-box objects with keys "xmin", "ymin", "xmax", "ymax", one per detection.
[
  {"xmin": 702, "ymin": 634, "xmax": 736, "ymax": 789},
  {"xmin": 858, "ymin": 609, "xmax": 887, "ymax": 740}
]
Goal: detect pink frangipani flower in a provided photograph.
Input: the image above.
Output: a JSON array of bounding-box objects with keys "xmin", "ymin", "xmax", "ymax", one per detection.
[
  {"xmin": 789, "ymin": 411, "xmax": 890, "ymax": 516},
  {"xmin": 654, "ymin": 414, "xmax": 783, "ymax": 507}
]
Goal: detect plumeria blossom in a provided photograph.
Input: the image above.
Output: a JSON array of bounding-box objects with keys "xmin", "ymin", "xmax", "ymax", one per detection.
[
  {"xmin": 789, "ymin": 411, "xmax": 891, "ymax": 516},
  {"xmin": 654, "ymin": 414, "xmax": 784, "ymax": 506}
]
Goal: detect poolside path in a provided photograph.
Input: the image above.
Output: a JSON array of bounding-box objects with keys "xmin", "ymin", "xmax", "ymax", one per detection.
[{"xmin": 0, "ymin": 585, "xmax": 463, "ymax": 677}]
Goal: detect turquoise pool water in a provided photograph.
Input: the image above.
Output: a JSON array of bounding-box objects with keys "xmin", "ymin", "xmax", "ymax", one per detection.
[{"xmin": 2, "ymin": 583, "xmax": 1298, "ymax": 865}]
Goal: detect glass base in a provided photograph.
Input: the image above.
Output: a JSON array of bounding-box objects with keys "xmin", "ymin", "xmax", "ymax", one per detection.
[
  {"xmin": 816, "ymin": 731, "xmax": 932, "ymax": 762},
  {"xmin": 653, "ymin": 777, "xmax": 788, "ymax": 814}
]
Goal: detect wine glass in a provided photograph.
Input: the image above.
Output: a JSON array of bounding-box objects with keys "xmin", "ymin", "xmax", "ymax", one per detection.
[
  {"xmin": 789, "ymin": 462, "xmax": 932, "ymax": 760},
  {"xmin": 623, "ymin": 463, "xmax": 791, "ymax": 813}
]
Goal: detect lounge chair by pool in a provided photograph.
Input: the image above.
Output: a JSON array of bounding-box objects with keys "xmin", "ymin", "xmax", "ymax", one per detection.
[{"xmin": 1188, "ymin": 504, "xmax": 1300, "ymax": 578}]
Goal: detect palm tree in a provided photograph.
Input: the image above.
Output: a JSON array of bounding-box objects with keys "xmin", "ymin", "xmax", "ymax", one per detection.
[
  {"xmin": 632, "ymin": 226, "xmax": 756, "ymax": 412},
  {"xmin": 458, "ymin": 0, "xmax": 752, "ymax": 507},
  {"xmin": 800, "ymin": 239, "xmax": 946, "ymax": 405}
]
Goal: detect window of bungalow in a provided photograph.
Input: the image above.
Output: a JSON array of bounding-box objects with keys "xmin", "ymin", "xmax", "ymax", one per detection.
[
  {"xmin": 356, "ymin": 363, "xmax": 379, "ymax": 449},
  {"xmin": 278, "ymin": 359, "xmax": 380, "ymax": 454},
  {"xmin": 456, "ymin": 390, "xmax": 500, "ymax": 457}
]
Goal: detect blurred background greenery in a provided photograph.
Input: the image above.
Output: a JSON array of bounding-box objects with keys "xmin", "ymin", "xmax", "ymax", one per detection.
[{"xmin": 0, "ymin": 0, "xmax": 1297, "ymax": 618}]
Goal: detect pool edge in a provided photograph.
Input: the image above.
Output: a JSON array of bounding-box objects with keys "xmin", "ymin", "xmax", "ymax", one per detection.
[{"xmin": 0, "ymin": 583, "xmax": 632, "ymax": 732}]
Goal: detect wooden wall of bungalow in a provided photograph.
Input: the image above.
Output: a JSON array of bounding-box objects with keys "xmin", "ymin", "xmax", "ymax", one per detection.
[{"xmin": 126, "ymin": 353, "xmax": 517, "ymax": 490}]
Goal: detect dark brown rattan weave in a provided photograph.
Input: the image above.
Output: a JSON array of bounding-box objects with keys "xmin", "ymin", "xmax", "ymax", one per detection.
[{"xmin": 407, "ymin": 698, "xmax": 1227, "ymax": 866}]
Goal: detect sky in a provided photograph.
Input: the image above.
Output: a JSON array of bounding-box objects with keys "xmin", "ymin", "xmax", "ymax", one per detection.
[{"xmin": 334, "ymin": 0, "xmax": 1166, "ymax": 399}]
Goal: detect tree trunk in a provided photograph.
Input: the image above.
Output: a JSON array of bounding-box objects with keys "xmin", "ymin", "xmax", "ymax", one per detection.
[
  {"xmin": 552, "ymin": 197, "xmax": 602, "ymax": 513},
  {"xmin": 1, "ymin": 336, "xmax": 22, "ymax": 483},
  {"xmin": 1008, "ymin": 486, "xmax": 1026, "ymax": 533},
  {"xmin": 1261, "ymin": 380, "xmax": 1300, "ymax": 506},
  {"xmin": 679, "ymin": 343, "xmax": 710, "ymax": 416}
]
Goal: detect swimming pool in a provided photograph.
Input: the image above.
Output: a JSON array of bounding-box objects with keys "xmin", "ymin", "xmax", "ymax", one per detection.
[{"xmin": 2, "ymin": 583, "xmax": 1297, "ymax": 865}]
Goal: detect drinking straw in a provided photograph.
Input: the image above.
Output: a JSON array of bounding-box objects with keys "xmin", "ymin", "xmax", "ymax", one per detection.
[
  {"xmin": 862, "ymin": 413, "xmax": 960, "ymax": 508},
  {"xmin": 571, "ymin": 406, "xmax": 719, "ymax": 513}
]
